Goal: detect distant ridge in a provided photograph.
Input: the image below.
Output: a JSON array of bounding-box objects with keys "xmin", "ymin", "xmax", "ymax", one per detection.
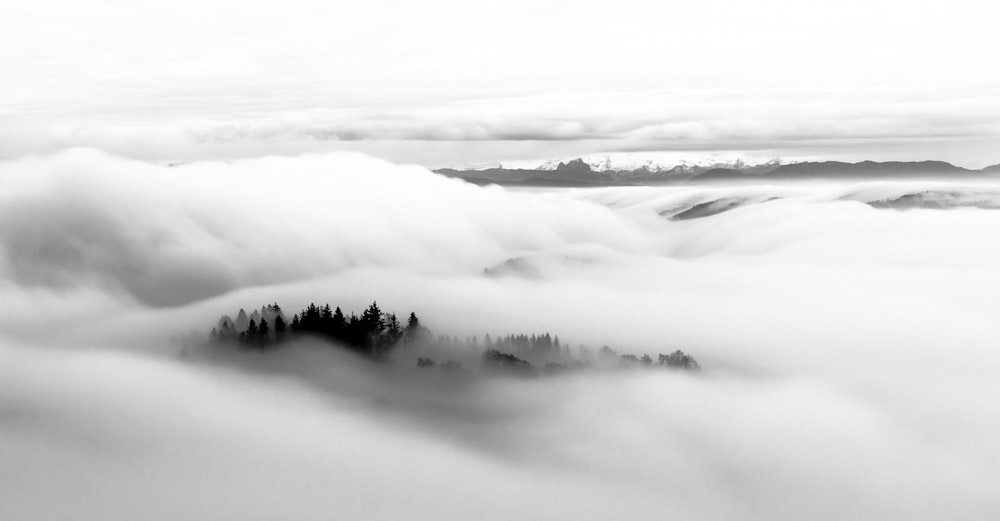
[
  {"xmin": 766, "ymin": 160, "xmax": 970, "ymax": 179},
  {"xmin": 436, "ymin": 158, "xmax": 616, "ymax": 187},
  {"xmin": 435, "ymin": 158, "xmax": 993, "ymax": 186}
]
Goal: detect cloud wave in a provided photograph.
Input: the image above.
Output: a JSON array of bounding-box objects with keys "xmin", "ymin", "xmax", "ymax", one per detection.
[{"xmin": 2, "ymin": 150, "xmax": 1000, "ymax": 520}]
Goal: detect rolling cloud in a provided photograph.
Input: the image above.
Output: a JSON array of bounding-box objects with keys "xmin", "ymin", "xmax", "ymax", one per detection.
[
  {"xmin": 2, "ymin": 150, "xmax": 1000, "ymax": 519},
  {"xmin": 4, "ymin": 88, "xmax": 999, "ymax": 168}
]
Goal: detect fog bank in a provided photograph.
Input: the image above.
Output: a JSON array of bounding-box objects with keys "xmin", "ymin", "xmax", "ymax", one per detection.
[{"xmin": 2, "ymin": 150, "xmax": 1000, "ymax": 519}]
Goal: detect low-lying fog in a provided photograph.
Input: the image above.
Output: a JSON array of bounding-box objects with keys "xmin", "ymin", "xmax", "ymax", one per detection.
[{"xmin": 3, "ymin": 149, "xmax": 1000, "ymax": 520}]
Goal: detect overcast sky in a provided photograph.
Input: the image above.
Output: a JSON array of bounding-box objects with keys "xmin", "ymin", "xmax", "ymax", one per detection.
[{"xmin": 3, "ymin": 0, "xmax": 998, "ymax": 167}]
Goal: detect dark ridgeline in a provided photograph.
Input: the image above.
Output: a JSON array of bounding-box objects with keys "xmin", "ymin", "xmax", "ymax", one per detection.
[
  {"xmin": 436, "ymin": 159, "xmax": 617, "ymax": 187},
  {"xmin": 208, "ymin": 301, "xmax": 700, "ymax": 375},
  {"xmin": 435, "ymin": 158, "xmax": 991, "ymax": 187}
]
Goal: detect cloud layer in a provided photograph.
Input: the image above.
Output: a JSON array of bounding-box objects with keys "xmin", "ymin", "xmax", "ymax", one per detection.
[
  {"xmin": 3, "ymin": 151, "xmax": 1000, "ymax": 519},
  {"xmin": 3, "ymin": 0, "xmax": 999, "ymax": 166}
]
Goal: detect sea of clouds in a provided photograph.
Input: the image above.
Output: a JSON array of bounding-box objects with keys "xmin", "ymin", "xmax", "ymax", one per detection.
[{"xmin": 2, "ymin": 149, "xmax": 1000, "ymax": 520}]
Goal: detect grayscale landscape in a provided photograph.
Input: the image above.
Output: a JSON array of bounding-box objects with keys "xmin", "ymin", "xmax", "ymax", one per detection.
[{"xmin": 2, "ymin": 1, "xmax": 999, "ymax": 520}]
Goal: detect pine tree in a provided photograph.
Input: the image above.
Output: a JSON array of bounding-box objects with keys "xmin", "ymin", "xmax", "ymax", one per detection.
[
  {"xmin": 320, "ymin": 304, "xmax": 333, "ymax": 335},
  {"xmin": 274, "ymin": 315, "xmax": 287, "ymax": 337},
  {"xmin": 302, "ymin": 303, "xmax": 320, "ymax": 331},
  {"xmin": 242, "ymin": 319, "xmax": 258, "ymax": 347},
  {"xmin": 361, "ymin": 301, "xmax": 384, "ymax": 336},
  {"xmin": 385, "ymin": 312, "xmax": 400, "ymax": 337},
  {"xmin": 407, "ymin": 312, "xmax": 420, "ymax": 330},
  {"xmin": 236, "ymin": 308, "xmax": 249, "ymax": 332},
  {"xmin": 258, "ymin": 318, "xmax": 270, "ymax": 339},
  {"xmin": 333, "ymin": 306, "xmax": 346, "ymax": 328},
  {"xmin": 381, "ymin": 312, "xmax": 401, "ymax": 353}
]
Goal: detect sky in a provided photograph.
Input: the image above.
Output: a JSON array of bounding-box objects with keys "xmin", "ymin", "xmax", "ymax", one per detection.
[{"xmin": 3, "ymin": 0, "xmax": 999, "ymax": 167}]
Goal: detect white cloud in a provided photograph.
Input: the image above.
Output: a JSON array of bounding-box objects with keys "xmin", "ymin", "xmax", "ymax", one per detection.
[
  {"xmin": 3, "ymin": 151, "xmax": 1000, "ymax": 518},
  {"xmin": 3, "ymin": 0, "xmax": 999, "ymax": 516},
  {"xmin": 2, "ymin": 0, "xmax": 998, "ymax": 166}
]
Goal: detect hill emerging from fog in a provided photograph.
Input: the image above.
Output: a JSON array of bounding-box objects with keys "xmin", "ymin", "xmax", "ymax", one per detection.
[
  {"xmin": 436, "ymin": 158, "xmax": 997, "ymax": 186},
  {"xmin": 200, "ymin": 301, "xmax": 701, "ymax": 377}
]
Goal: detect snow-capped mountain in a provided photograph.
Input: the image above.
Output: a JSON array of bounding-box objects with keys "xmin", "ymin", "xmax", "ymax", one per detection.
[
  {"xmin": 534, "ymin": 154, "xmax": 787, "ymax": 178},
  {"xmin": 450, "ymin": 153, "xmax": 789, "ymax": 178}
]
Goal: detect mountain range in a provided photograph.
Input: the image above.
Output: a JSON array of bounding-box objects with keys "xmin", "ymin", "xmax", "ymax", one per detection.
[{"xmin": 435, "ymin": 158, "xmax": 1000, "ymax": 187}]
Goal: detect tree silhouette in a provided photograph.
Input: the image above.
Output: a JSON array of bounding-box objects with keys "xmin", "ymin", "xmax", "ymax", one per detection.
[
  {"xmin": 258, "ymin": 318, "xmax": 269, "ymax": 342},
  {"xmin": 361, "ymin": 301, "xmax": 384, "ymax": 331},
  {"xmin": 383, "ymin": 312, "xmax": 401, "ymax": 347},
  {"xmin": 483, "ymin": 349, "xmax": 533, "ymax": 372},
  {"xmin": 236, "ymin": 308, "xmax": 249, "ymax": 332},
  {"xmin": 320, "ymin": 304, "xmax": 333, "ymax": 334},
  {"xmin": 659, "ymin": 351, "xmax": 700, "ymax": 370},
  {"xmin": 332, "ymin": 307, "xmax": 346, "ymax": 338},
  {"xmin": 207, "ymin": 300, "xmax": 703, "ymax": 374},
  {"xmin": 274, "ymin": 315, "xmax": 287, "ymax": 336}
]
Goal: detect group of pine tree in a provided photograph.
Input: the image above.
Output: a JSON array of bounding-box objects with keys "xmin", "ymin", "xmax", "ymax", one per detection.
[{"xmin": 209, "ymin": 301, "xmax": 700, "ymax": 374}]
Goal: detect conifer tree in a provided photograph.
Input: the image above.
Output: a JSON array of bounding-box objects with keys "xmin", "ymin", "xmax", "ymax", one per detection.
[
  {"xmin": 320, "ymin": 304, "xmax": 333, "ymax": 334},
  {"xmin": 385, "ymin": 312, "xmax": 401, "ymax": 341},
  {"xmin": 333, "ymin": 306, "xmax": 346, "ymax": 335},
  {"xmin": 258, "ymin": 318, "xmax": 269, "ymax": 339},
  {"xmin": 274, "ymin": 315, "xmax": 287, "ymax": 336},
  {"xmin": 361, "ymin": 301, "xmax": 384, "ymax": 341},
  {"xmin": 236, "ymin": 308, "xmax": 249, "ymax": 332}
]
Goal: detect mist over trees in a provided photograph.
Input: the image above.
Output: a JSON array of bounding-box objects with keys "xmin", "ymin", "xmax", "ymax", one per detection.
[
  {"xmin": 211, "ymin": 301, "xmax": 426, "ymax": 357},
  {"xmin": 208, "ymin": 301, "xmax": 700, "ymax": 376}
]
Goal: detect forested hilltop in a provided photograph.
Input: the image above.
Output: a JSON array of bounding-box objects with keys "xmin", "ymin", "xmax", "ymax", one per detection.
[{"xmin": 208, "ymin": 301, "xmax": 700, "ymax": 375}]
